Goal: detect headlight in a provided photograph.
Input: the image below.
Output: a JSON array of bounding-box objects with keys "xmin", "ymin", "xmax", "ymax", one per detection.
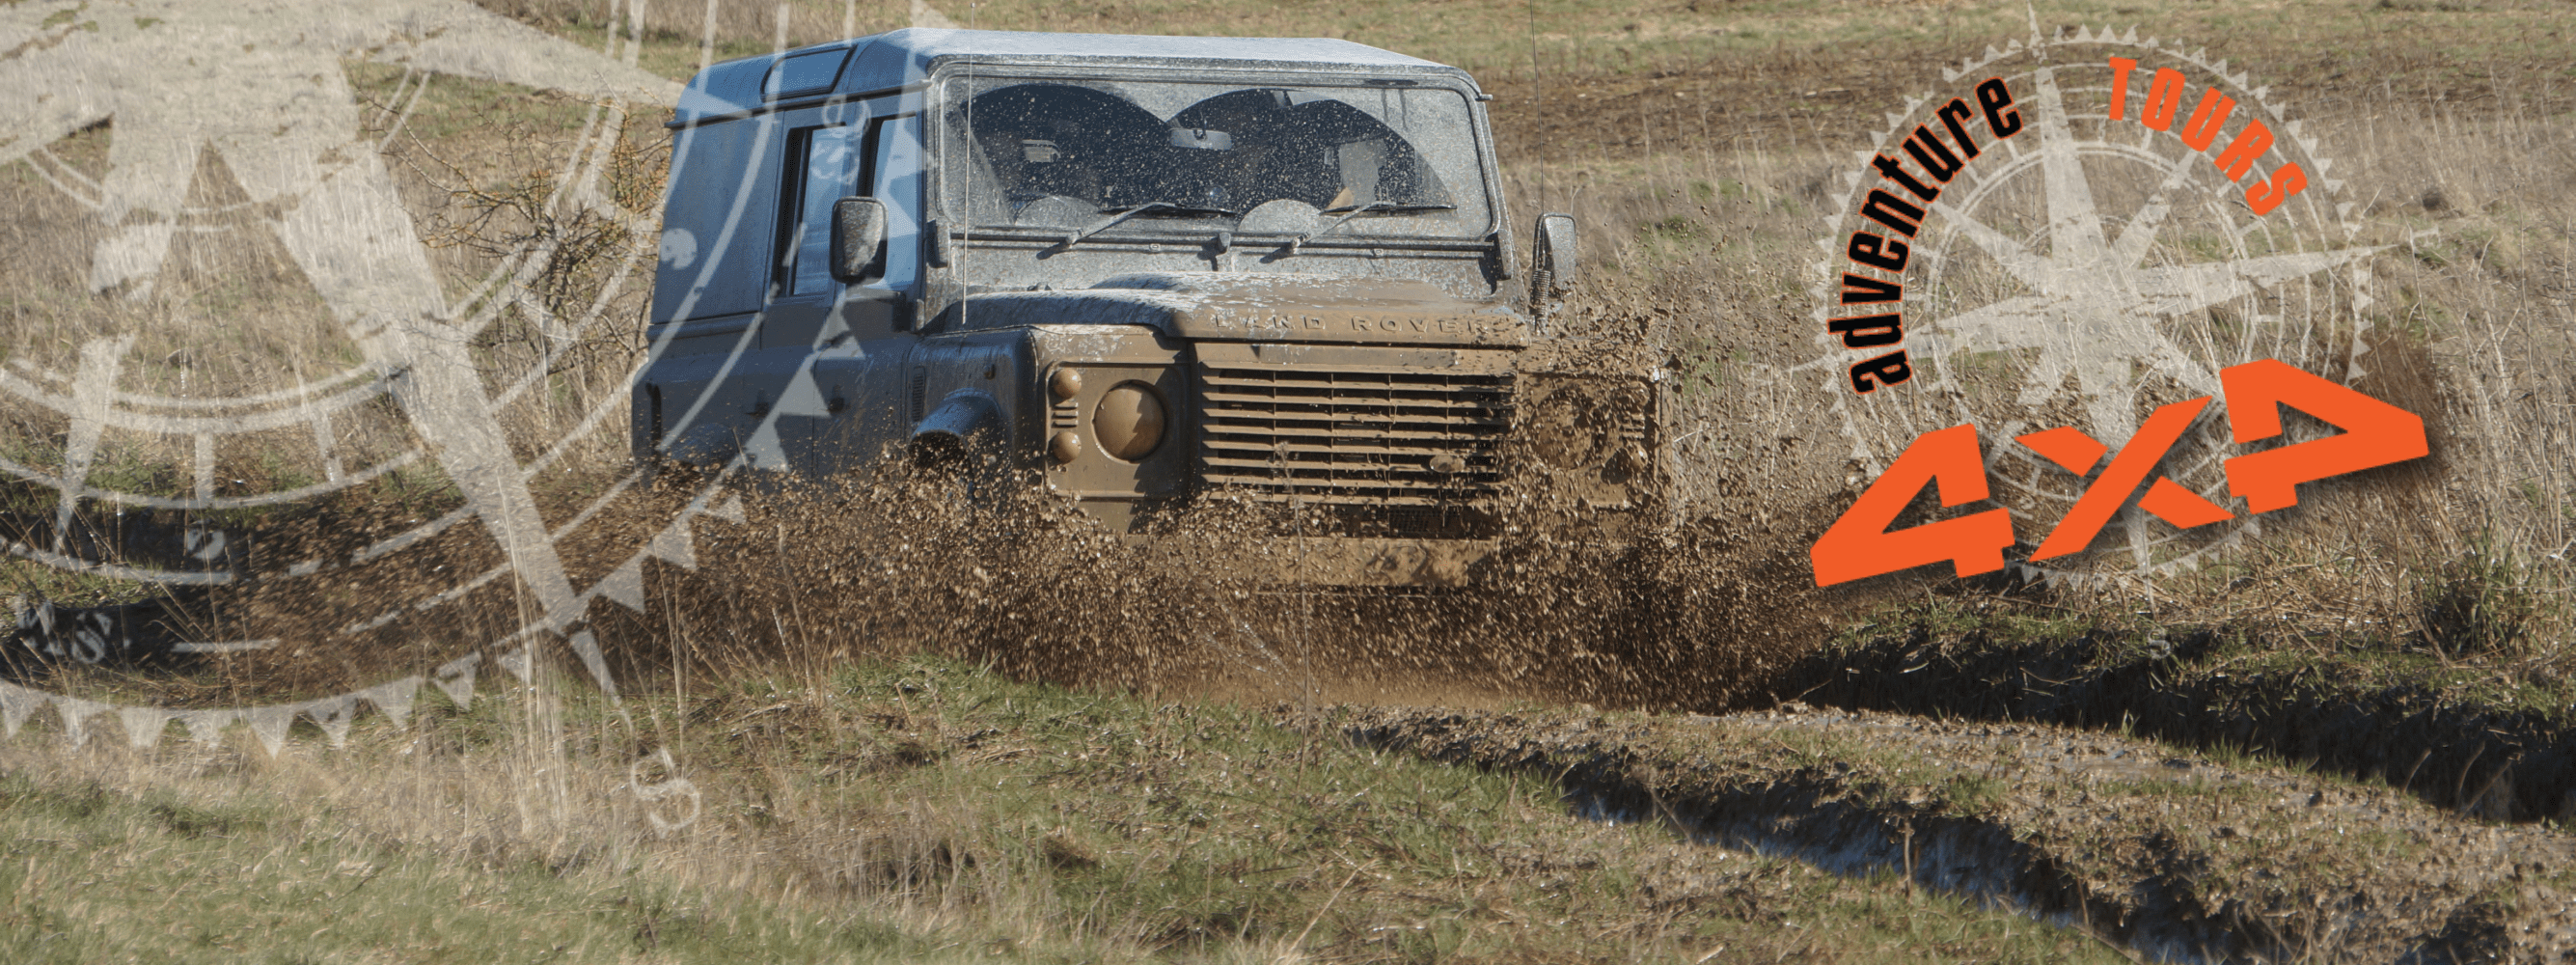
[
  {"xmin": 1527, "ymin": 385, "xmax": 1613, "ymax": 470},
  {"xmin": 1091, "ymin": 381, "xmax": 1165, "ymax": 461}
]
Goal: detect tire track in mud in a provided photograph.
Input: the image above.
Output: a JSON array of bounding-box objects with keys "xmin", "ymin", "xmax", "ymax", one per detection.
[
  {"xmin": 1318, "ymin": 703, "xmax": 2576, "ymax": 964},
  {"xmin": 1795, "ymin": 630, "xmax": 2576, "ymax": 826}
]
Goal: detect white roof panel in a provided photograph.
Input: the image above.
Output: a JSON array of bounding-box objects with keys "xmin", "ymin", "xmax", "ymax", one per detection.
[{"xmin": 675, "ymin": 28, "xmax": 1466, "ymax": 124}]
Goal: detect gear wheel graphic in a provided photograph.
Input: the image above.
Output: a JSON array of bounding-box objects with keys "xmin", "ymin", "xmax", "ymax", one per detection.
[
  {"xmin": 1807, "ymin": 21, "xmax": 2383, "ymax": 584},
  {"xmin": 0, "ymin": 3, "xmax": 719, "ymax": 824}
]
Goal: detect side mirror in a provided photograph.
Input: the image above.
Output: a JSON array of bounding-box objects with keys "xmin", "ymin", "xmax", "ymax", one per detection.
[
  {"xmin": 1531, "ymin": 212, "xmax": 1577, "ymax": 301},
  {"xmin": 830, "ymin": 197, "xmax": 887, "ymax": 283}
]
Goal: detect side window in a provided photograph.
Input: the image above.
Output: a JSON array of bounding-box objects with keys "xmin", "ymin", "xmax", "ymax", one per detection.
[
  {"xmin": 781, "ymin": 124, "xmax": 863, "ymax": 297},
  {"xmin": 871, "ymin": 114, "xmax": 925, "ymax": 295}
]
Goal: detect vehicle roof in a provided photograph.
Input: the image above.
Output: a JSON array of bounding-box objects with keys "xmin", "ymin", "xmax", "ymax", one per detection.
[{"xmin": 672, "ymin": 28, "xmax": 1471, "ymax": 125}]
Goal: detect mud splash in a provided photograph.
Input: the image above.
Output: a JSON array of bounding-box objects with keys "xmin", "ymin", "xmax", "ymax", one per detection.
[
  {"xmin": 4, "ymin": 361, "xmax": 1830, "ymax": 718},
  {"xmin": 601, "ymin": 447, "xmax": 1824, "ymax": 713}
]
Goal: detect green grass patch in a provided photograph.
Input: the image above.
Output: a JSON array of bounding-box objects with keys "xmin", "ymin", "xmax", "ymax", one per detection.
[{"xmin": 0, "ymin": 655, "xmax": 2133, "ymax": 962}]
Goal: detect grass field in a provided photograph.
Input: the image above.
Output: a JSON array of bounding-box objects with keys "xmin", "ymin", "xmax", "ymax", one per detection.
[
  {"xmin": 0, "ymin": 656, "xmax": 2136, "ymax": 963},
  {"xmin": 2, "ymin": 0, "xmax": 2573, "ymax": 959}
]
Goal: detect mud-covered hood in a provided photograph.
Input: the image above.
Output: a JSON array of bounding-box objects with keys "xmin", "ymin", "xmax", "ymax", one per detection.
[{"xmin": 942, "ymin": 273, "xmax": 1527, "ymax": 346}]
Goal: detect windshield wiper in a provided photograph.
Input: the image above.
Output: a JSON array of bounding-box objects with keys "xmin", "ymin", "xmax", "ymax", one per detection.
[
  {"xmin": 1060, "ymin": 202, "xmax": 1239, "ymax": 247},
  {"xmin": 1288, "ymin": 202, "xmax": 1458, "ymax": 252}
]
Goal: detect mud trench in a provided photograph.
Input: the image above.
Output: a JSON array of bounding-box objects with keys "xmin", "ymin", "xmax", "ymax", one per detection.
[
  {"xmin": 1329, "ymin": 704, "xmax": 2576, "ymax": 965},
  {"xmin": 1792, "ymin": 629, "xmax": 2576, "ymax": 828},
  {"xmin": 1553, "ymin": 787, "xmax": 2166, "ymax": 960}
]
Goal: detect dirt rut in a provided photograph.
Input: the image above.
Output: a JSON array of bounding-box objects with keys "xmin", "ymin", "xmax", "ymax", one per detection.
[
  {"xmin": 1795, "ymin": 631, "xmax": 2576, "ymax": 825},
  {"xmin": 1319, "ymin": 703, "xmax": 2576, "ymax": 963}
]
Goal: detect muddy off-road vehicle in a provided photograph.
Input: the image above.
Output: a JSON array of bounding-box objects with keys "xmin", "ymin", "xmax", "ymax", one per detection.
[{"xmin": 638, "ymin": 29, "xmax": 1658, "ymax": 585}]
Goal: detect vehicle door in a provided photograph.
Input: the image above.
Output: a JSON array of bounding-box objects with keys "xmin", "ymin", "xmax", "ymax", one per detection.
[{"xmin": 780, "ymin": 103, "xmax": 928, "ymax": 476}]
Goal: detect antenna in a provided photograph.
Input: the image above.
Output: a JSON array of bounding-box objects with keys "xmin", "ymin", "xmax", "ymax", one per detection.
[
  {"xmin": 958, "ymin": 6, "xmax": 974, "ymax": 335},
  {"xmin": 1527, "ymin": 0, "xmax": 1547, "ymax": 215},
  {"xmin": 698, "ymin": 0, "xmax": 719, "ymax": 73}
]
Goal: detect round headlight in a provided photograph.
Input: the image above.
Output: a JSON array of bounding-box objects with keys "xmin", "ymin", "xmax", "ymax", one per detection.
[
  {"xmin": 1527, "ymin": 386, "xmax": 1611, "ymax": 470},
  {"xmin": 1091, "ymin": 382, "xmax": 1165, "ymax": 461}
]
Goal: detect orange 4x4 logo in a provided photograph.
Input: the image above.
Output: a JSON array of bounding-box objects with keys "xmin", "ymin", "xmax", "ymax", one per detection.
[{"xmin": 1811, "ymin": 359, "xmax": 2428, "ymax": 587}]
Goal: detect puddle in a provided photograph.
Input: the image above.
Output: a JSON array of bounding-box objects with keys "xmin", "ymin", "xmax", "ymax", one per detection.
[
  {"xmin": 1560, "ymin": 782, "xmax": 2212, "ymax": 964},
  {"xmin": 1336, "ymin": 704, "xmax": 2562, "ymax": 964}
]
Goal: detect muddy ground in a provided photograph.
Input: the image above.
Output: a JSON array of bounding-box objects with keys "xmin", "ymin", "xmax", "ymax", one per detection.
[{"xmin": 1329, "ymin": 703, "xmax": 2576, "ymax": 963}]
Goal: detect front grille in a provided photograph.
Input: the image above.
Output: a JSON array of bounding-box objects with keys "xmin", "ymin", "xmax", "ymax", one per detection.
[{"xmin": 1195, "ymin": 365, "xmax": 1512, "ymax": 510}]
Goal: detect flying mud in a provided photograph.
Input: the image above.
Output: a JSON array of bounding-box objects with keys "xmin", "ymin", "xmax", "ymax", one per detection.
[{"xmin": 2, "ymin": 325, "xmax": 1824, "ymax": 719}]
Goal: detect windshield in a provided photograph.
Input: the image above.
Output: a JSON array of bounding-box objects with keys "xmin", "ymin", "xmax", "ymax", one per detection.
[{"xmin": 939, "ymin": 76, "xmax": 1491, "ymax": 240}]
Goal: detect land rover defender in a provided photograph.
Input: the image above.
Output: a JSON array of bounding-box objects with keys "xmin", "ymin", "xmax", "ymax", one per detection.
[{"xmin": 638, "ymin": 29, "xmax": 1653, "ymax": 585}]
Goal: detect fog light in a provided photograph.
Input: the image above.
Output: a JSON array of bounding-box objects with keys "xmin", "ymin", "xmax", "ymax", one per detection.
[
  {"xmin": 1092, "ymin": 382, "xmax": 1165, "ymax": 461},
  {"xmin": 1049, "ymin": 367, "xmax": 1082, "ymax": 400},
  {"xmin": 1049, "ymin": 430, "xmax": 1082, "ymax": 463}
]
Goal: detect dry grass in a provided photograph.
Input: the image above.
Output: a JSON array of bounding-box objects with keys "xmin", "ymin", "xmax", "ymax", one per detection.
[
  {"xmin": 0, "ymin": 654, "xmax": 2137, "ymax": 964},
  {"xmin": 3, "ymin": 0, "xmax": 2575, "ymax": 957},
  {"xmin": 0, "ymin": 71, "xmax": 661, "ymax": 502},
  {"xmin": 6, "ymin": 0, "xmax": 2564, "ymax": 658},
  {"xmin": 1471, "ymin": 10, "xmax": 2576, "ymax": 662}
]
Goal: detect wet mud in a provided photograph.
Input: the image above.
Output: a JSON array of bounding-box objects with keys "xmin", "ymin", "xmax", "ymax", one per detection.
[
  {"xmin": 1328, "ymin": 703, "xmax": 2576, "ymax": 964},
  {"xmin": 1795, "ymin": 628, "xmax": 2576, "ymax": 827}
]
